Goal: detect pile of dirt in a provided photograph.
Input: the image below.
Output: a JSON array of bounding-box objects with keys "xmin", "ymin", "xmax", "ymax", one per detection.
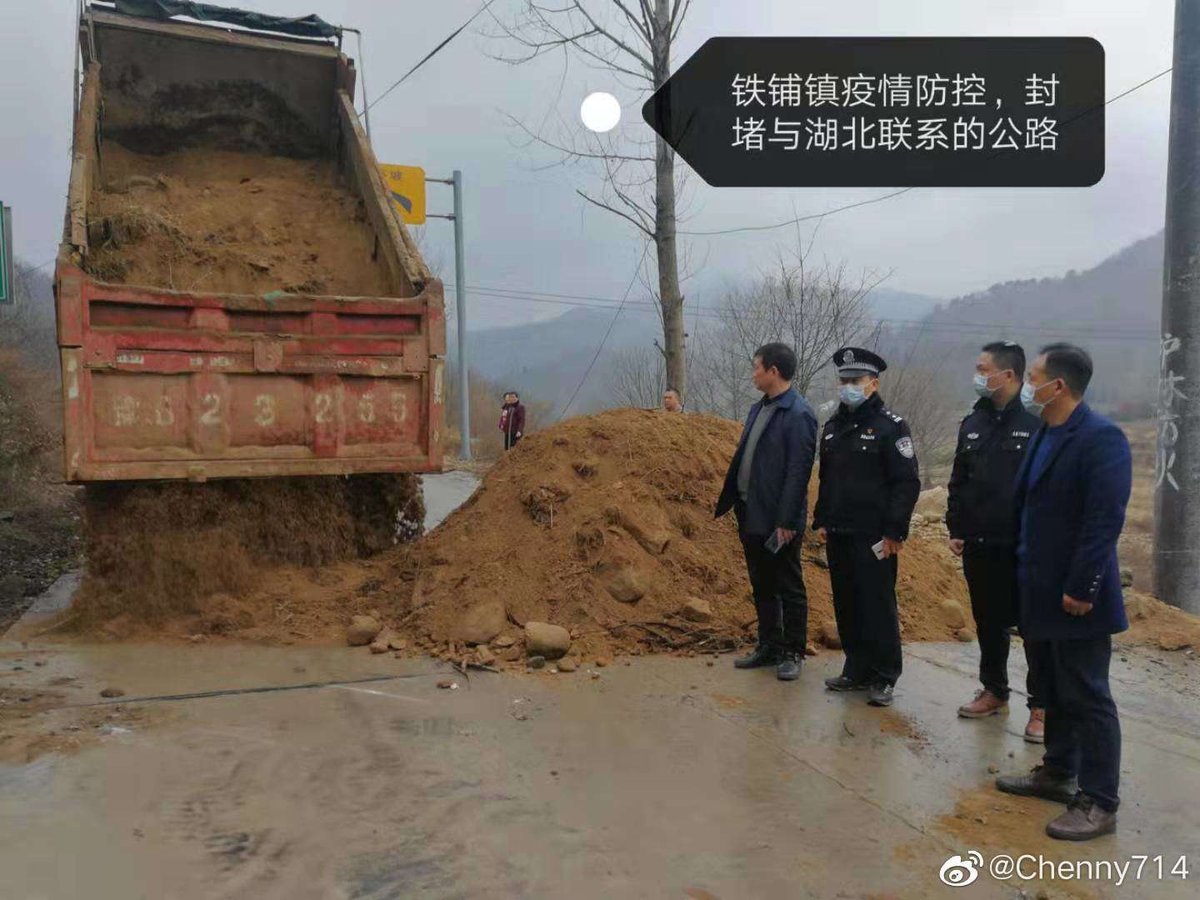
[
  {"xmin": 387, "ymin": 409, "xmax": 973, "ymax": 664},
  {"xmin": 1124, "ymin": 589, "xmax": 1200, "ymax": 652},
  {"xmin": 67, "ymin": 474, "xmax": 423, "ymax": 637},
  {"xmin": 84, "ymin": 142, "xmax": 395, "ymax": 297}
]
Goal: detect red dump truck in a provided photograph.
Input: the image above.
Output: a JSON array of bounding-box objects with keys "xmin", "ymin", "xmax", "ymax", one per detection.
[{"xmin": 57, "ymin": 1, "xmax": 445, "ymax": 483}]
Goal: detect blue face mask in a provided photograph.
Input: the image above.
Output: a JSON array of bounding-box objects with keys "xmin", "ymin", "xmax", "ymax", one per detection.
[
  {"xmin": 840, "ymin": 384, "xmax": 867, "ymax": 410},
  {"xmin": 974, "ymin": 373, "xmax": 996, "ymax": 399},
  {"xmin": 1021, "ymin": 379, "xmax": 1056, "ymax": 416}
]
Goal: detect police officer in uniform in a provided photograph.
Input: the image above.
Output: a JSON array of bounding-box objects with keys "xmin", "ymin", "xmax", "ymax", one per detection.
[
  {"xmin": 813, "ymin": 347, "xmax": 920, "ymax": 707},
  {"xmin": 948, "ymin": 342, "xmax": 1046, "ymax": 741}
]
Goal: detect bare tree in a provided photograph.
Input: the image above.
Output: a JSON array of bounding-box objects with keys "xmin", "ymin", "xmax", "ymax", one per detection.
[
  {"xmin": 607, "ymin": 345, "xmax": 666, "ymax": 408},
  {"xmin": 488, "ymin": 0, "xmax": 693, "ymax": 397},
  {"xmin": 689, "ymin": 231, "xmax": 882, "ymax": 423},
  {"xmin": 876, "ymin": 325, "xmax": 965, "ymax": 485}
]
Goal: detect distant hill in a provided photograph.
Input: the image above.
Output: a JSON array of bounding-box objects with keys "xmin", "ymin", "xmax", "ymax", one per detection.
[
  {"xmin": 451, "ymin": 305, "xmax": 660, "ymax": 414},
  {"xmin": 455, "ymin": 234, "xmax": 1164, "ymax": 415},
  {"xmin": 885, "ymin": 232, "xmax": 1163, "ymax": 410}
]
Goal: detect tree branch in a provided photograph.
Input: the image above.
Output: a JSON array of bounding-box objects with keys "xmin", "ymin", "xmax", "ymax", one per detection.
[{"xmin": 577, "ymin": 189, "xmax": 655, "ymax": 237}]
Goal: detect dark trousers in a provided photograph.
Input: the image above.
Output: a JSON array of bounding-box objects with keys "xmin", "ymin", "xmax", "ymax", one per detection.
[
  {"xmin": 1027, "ymin": 636, "xmax": 1121, "ymax": 812},
  {"xmin": 738, "ymin": 528, "xmax": 808, "ymax": 653},
  {"xmin": 826, "ymin": 533, "xmax": 902, "ymax": 686},
  {"xmin": 504, "ymin": 432, "xmax": 521, "ymax": 451},
  {"xmin": 962, "ymin": 544, "xmax": 1044, "ymax": 708}
]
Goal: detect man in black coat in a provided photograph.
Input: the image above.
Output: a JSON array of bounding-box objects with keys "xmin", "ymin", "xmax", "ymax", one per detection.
[
  {"xmin": 715, "ymin": 343, "xmax": 818, "ymax": 681},
  {"xmin": 948, "ymin": 342, "xmax": 1046, "ymax": 742},
  {"xmin": 813, "ymin": 347, "xmax": 921, "ymax": 708}
]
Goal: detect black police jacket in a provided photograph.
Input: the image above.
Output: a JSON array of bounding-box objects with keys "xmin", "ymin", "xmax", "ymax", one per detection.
[
  {"xmin": 945, "ymin": 394, "xmax": 1040, "ymax": 544},
  {"xmin": 812, "ymin": 393, "xmax": 921, "ymax": 540}
]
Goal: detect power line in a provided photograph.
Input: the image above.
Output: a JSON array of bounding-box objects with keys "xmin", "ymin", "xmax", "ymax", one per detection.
[
  {"xmin": 681, "ymin": 188, "xmax": 916, "ymax": 236},
  {"xmin": 558, "ymin": 241, "xmax": 651, "ymax": 420},
  {"xmin": 681, "ymin": 65, "xmax": 1174, "ymax": 238},
  {"xmin": 361, "ymin": 0, "xmax": 501, "ymax": 116}
]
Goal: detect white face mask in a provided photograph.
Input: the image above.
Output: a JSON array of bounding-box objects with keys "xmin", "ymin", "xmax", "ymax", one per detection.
[
  {"xmin": 840, "ymin": 384, "xmax": 867, "ymax": 409},
  {"xmin": 973, "ymin": 373, "xmax": 995, "ymax": 399}
]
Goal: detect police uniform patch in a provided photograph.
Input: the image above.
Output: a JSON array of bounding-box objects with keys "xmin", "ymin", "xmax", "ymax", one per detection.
[
  {"xmin": 967, "ymin": 432, "xmax": 979, "ymax": 439},
  {"xmin": 896, "ymin": 436, "xmax": 915, "ymax": 458}
]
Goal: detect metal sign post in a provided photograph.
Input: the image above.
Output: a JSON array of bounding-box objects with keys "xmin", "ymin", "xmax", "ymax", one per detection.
[{"xmin": 426, "ymin": 172, "xmax": 470, "ymax": 460}]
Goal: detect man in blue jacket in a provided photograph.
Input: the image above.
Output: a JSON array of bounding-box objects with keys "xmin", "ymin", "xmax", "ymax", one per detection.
[
  {"xmin": 715, "ymin": 343, "xmax": 818, "ymax": 681},
  {"xmin": 995, "ymin": 343, "xmax": 1132, "ymax": 842}
]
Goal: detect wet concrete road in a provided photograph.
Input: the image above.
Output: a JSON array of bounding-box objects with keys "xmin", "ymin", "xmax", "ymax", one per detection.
[
  {"xmin": 1, "ymin": 639, "xmax": 1198, "ymax": 899},
  {"xmin": 421, "ymin": 472, "xmax": 481, "ymax": 532}
]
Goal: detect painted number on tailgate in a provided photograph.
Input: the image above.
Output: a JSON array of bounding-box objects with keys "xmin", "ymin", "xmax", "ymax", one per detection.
[
  {"xmin": 110, "ymin": 395, "xmax": 175, "ymax": 428},
  {"xmin": 200, "ymin": 393, "xmax": 222, "ymax": 426},
  {"xmin": 357, "ymin": 393, "xmax": 376, "ymax": 424},
  {"xmin": 391, "ymin": 391, "xmax": 408, "ymax": 425},
  {"xmin": 255, "ymin": 395, "xmax": 276, "ymax": 427},
  {"xmin": 315, "ymin": 393, "xmax": 334, "ymax": 425}
]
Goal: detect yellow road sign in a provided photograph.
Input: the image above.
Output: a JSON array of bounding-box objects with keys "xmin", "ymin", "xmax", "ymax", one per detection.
[{"xmin": 379, "ymin": 164, "xmax": 426, "ymax": 225}]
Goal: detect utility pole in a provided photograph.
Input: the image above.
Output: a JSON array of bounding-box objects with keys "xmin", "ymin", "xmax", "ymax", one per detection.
[
  {"xmin": 427, "ymin": 171, "xmax": 471, "ymax": 460},
  {"xmin": 1156, "ymin": 0, "xmax": 1200, "ymax": 614}
]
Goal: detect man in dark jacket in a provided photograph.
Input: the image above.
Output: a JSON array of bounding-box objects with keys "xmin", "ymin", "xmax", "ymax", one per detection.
[
  {"xmin": 813, "ymin": 347, "xmax": 921, "ymax": 708},
  {"xmin": 715, "ymin": 343, "xmax": 818, "ymax": 681},
  {"xmin": 995, "ymin": 344, "xmax": 1131, "ymax": 842},
  {"xmin": 947, "ymin": 342, "xmax": 1046, "ymax": 742},
  {"xmin": 499, "ymin": 392, "xmax": 525, "ymax": 451}
]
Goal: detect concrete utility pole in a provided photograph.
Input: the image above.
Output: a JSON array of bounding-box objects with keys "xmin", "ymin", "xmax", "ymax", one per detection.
[{"xmin": 1156, "ymin": 0, "xmax": 1200, "ymax": 614}]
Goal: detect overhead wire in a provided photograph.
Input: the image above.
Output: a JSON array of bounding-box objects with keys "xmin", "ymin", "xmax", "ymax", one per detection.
[
  {"xmin": 360, "ymin": 0, "xmax": 501, "ymax": 116},
  {"xmin": 557, "ymin": 241, "xmax": 652, "ymax": 420}
]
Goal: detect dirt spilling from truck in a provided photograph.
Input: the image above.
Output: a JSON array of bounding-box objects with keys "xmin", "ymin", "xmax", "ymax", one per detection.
[
  {"xmin": 66, "ymin": 475, "xmax": 423, "ymax": 637},
  {"xmin": 84, "ymin": 142, "xmax": 395, "ymax": 297}
]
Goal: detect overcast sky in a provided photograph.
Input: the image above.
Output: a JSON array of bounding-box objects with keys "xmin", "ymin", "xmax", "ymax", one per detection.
[{"xmin": 0, "ymin": 0, "xmax": 1176, "ymax": 329}]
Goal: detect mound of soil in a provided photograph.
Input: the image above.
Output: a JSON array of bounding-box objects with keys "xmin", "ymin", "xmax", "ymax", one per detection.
[
  {"xmin": 68, "ymin": 475, "xmax": 423, "ymax": 636},
  {"xmin": 84, "ymin": 142, "xmax": 395, "ymax": 297},
  {"xmin": 394, "ymin": 408, "xmax": 971, "ymax": 663}
]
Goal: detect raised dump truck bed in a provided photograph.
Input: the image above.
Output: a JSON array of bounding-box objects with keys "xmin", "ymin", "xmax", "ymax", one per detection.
[{"xmin": 57, "ymin": 4, "xmax": 445, "ymax": 482}]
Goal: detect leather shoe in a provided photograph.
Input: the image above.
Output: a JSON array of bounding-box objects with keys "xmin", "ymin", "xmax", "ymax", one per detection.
[
  {"xmin": 734, "ymin": 644, "xmax": 780, "ymax": 669},
  {"xmin": 776, "ymin": 652, "xmax": 801, "ymax": 681},
  {"xmin": 1046, "ymin": 793, "xmax": 1117, "ymax": 841},
  {"xmin": 867, "ymin": 682, "xmax": 894, "ymax": 707},
  {"xmin": 995, "ymin": 765, "xmax": 1078, "ymax": 804},
  {"xmin": 957, "ymin": 689, "xmax": 1008, "ymax": 718},
  {"xmin": 824, "ymin": 674, "xmax": 870, "ymax": 692},
  {"xmin": 1024, "ymin": 708, "xmax": 1046, "ymax": 743}
]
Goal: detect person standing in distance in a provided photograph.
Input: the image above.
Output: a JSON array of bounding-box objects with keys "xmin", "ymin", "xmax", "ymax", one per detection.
[
  {"xmin": 499, "ymin": 391, "xmax": 525, "ymax": 451},
  {"xmin": 663, "ymin": 389, "xmax": 684, "ymax": 413},
  {"xmin": 948, "ymin": 342, "xmax": 1047, "ymax": 742},
  {"xmin": 813, "ymin": 347, "xmax": 921, "ymax": 708},
  {"xmin": 996, "ymin": 344, "xmax": 1131, "ymax": 841},
  {"xmin": 715, "ymin": 343, "xmax": 818, "ymax": 681}
]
